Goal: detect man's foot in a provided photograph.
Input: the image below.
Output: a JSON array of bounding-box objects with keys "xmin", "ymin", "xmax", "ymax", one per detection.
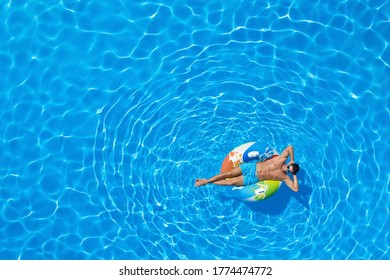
[{"xmin": 195, "ymin": 179, "xmax": 208, "ymax": 187}]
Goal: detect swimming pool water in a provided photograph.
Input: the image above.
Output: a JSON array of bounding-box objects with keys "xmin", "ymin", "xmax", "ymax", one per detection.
[{"xmin": 0, "ymin": 0, "xmax": 389, "ymax": 260}]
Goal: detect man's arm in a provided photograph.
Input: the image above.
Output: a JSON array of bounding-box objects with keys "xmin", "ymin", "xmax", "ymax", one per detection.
[
  {"xmin": 284, "ymin": 174, "xmax": 299, "ymax": 192},
  {"xmin": 280, "ymin": 145, "xmax": 295, "ymax": 163}
]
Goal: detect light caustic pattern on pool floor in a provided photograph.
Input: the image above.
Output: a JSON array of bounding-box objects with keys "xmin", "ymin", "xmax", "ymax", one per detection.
[{"xmin": 0, "ymin": 0, "xmax": 389, "ymax": 259}]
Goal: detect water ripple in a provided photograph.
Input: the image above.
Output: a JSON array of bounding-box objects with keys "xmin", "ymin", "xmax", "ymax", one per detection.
[{"xmin": 0, "ymin": 0, "xmax": 389, "ymax": 260}]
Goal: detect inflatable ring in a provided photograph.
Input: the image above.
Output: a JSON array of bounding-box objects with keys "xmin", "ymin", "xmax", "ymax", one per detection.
[{"xmin": 221, "ymin": 142, "xmax": 282, "ymax": 202}]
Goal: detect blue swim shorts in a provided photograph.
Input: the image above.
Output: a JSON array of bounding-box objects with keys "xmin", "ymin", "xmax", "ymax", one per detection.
[{"xmin": 239, "ymin": 162, "xmax": 259, "ymax": 186}]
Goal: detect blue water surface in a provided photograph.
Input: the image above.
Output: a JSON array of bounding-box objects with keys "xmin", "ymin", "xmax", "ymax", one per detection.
[{"xmin": 0, "ymin": 0, "xmax": 389, "ymax": 260}]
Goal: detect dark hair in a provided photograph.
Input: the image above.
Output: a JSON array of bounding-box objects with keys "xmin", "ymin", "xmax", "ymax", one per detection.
[{"xmin": 291, "ymin": 163, "xmax": 300, "ymax": 175}]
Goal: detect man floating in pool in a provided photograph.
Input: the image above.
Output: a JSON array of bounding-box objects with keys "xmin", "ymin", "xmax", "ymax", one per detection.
[{"xmin": 195, "ymin": 145, "xmax": 300, "ymax": 192}]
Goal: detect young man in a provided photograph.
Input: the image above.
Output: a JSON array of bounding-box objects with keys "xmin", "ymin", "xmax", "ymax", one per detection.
[{"xmin": 195, "ymin": 145, "xmax": 300, "ymax": 192}]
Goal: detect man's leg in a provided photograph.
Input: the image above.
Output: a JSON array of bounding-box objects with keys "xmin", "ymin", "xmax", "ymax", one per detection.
[
  {"xmin": 213, "ymin": 175, "xmax": 244, "ymax": 186},
  {"xmin": 195, "ymin": 166, "xmax": 242, "ymax": 187}
]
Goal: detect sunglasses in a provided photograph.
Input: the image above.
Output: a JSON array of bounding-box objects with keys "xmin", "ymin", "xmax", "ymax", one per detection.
[
  {"xmin": 286, "ymin": 164, "xmax": 294, "ymax": 174},
  {"xmin": 286, "ymin": 164, "xmax": 297, "ymax": 175}
]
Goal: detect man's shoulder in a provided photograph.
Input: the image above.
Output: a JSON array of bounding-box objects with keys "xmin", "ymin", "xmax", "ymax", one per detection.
[{"xmin": 281, "ymin": 172, "xmax": 293, "ymax": 181}]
